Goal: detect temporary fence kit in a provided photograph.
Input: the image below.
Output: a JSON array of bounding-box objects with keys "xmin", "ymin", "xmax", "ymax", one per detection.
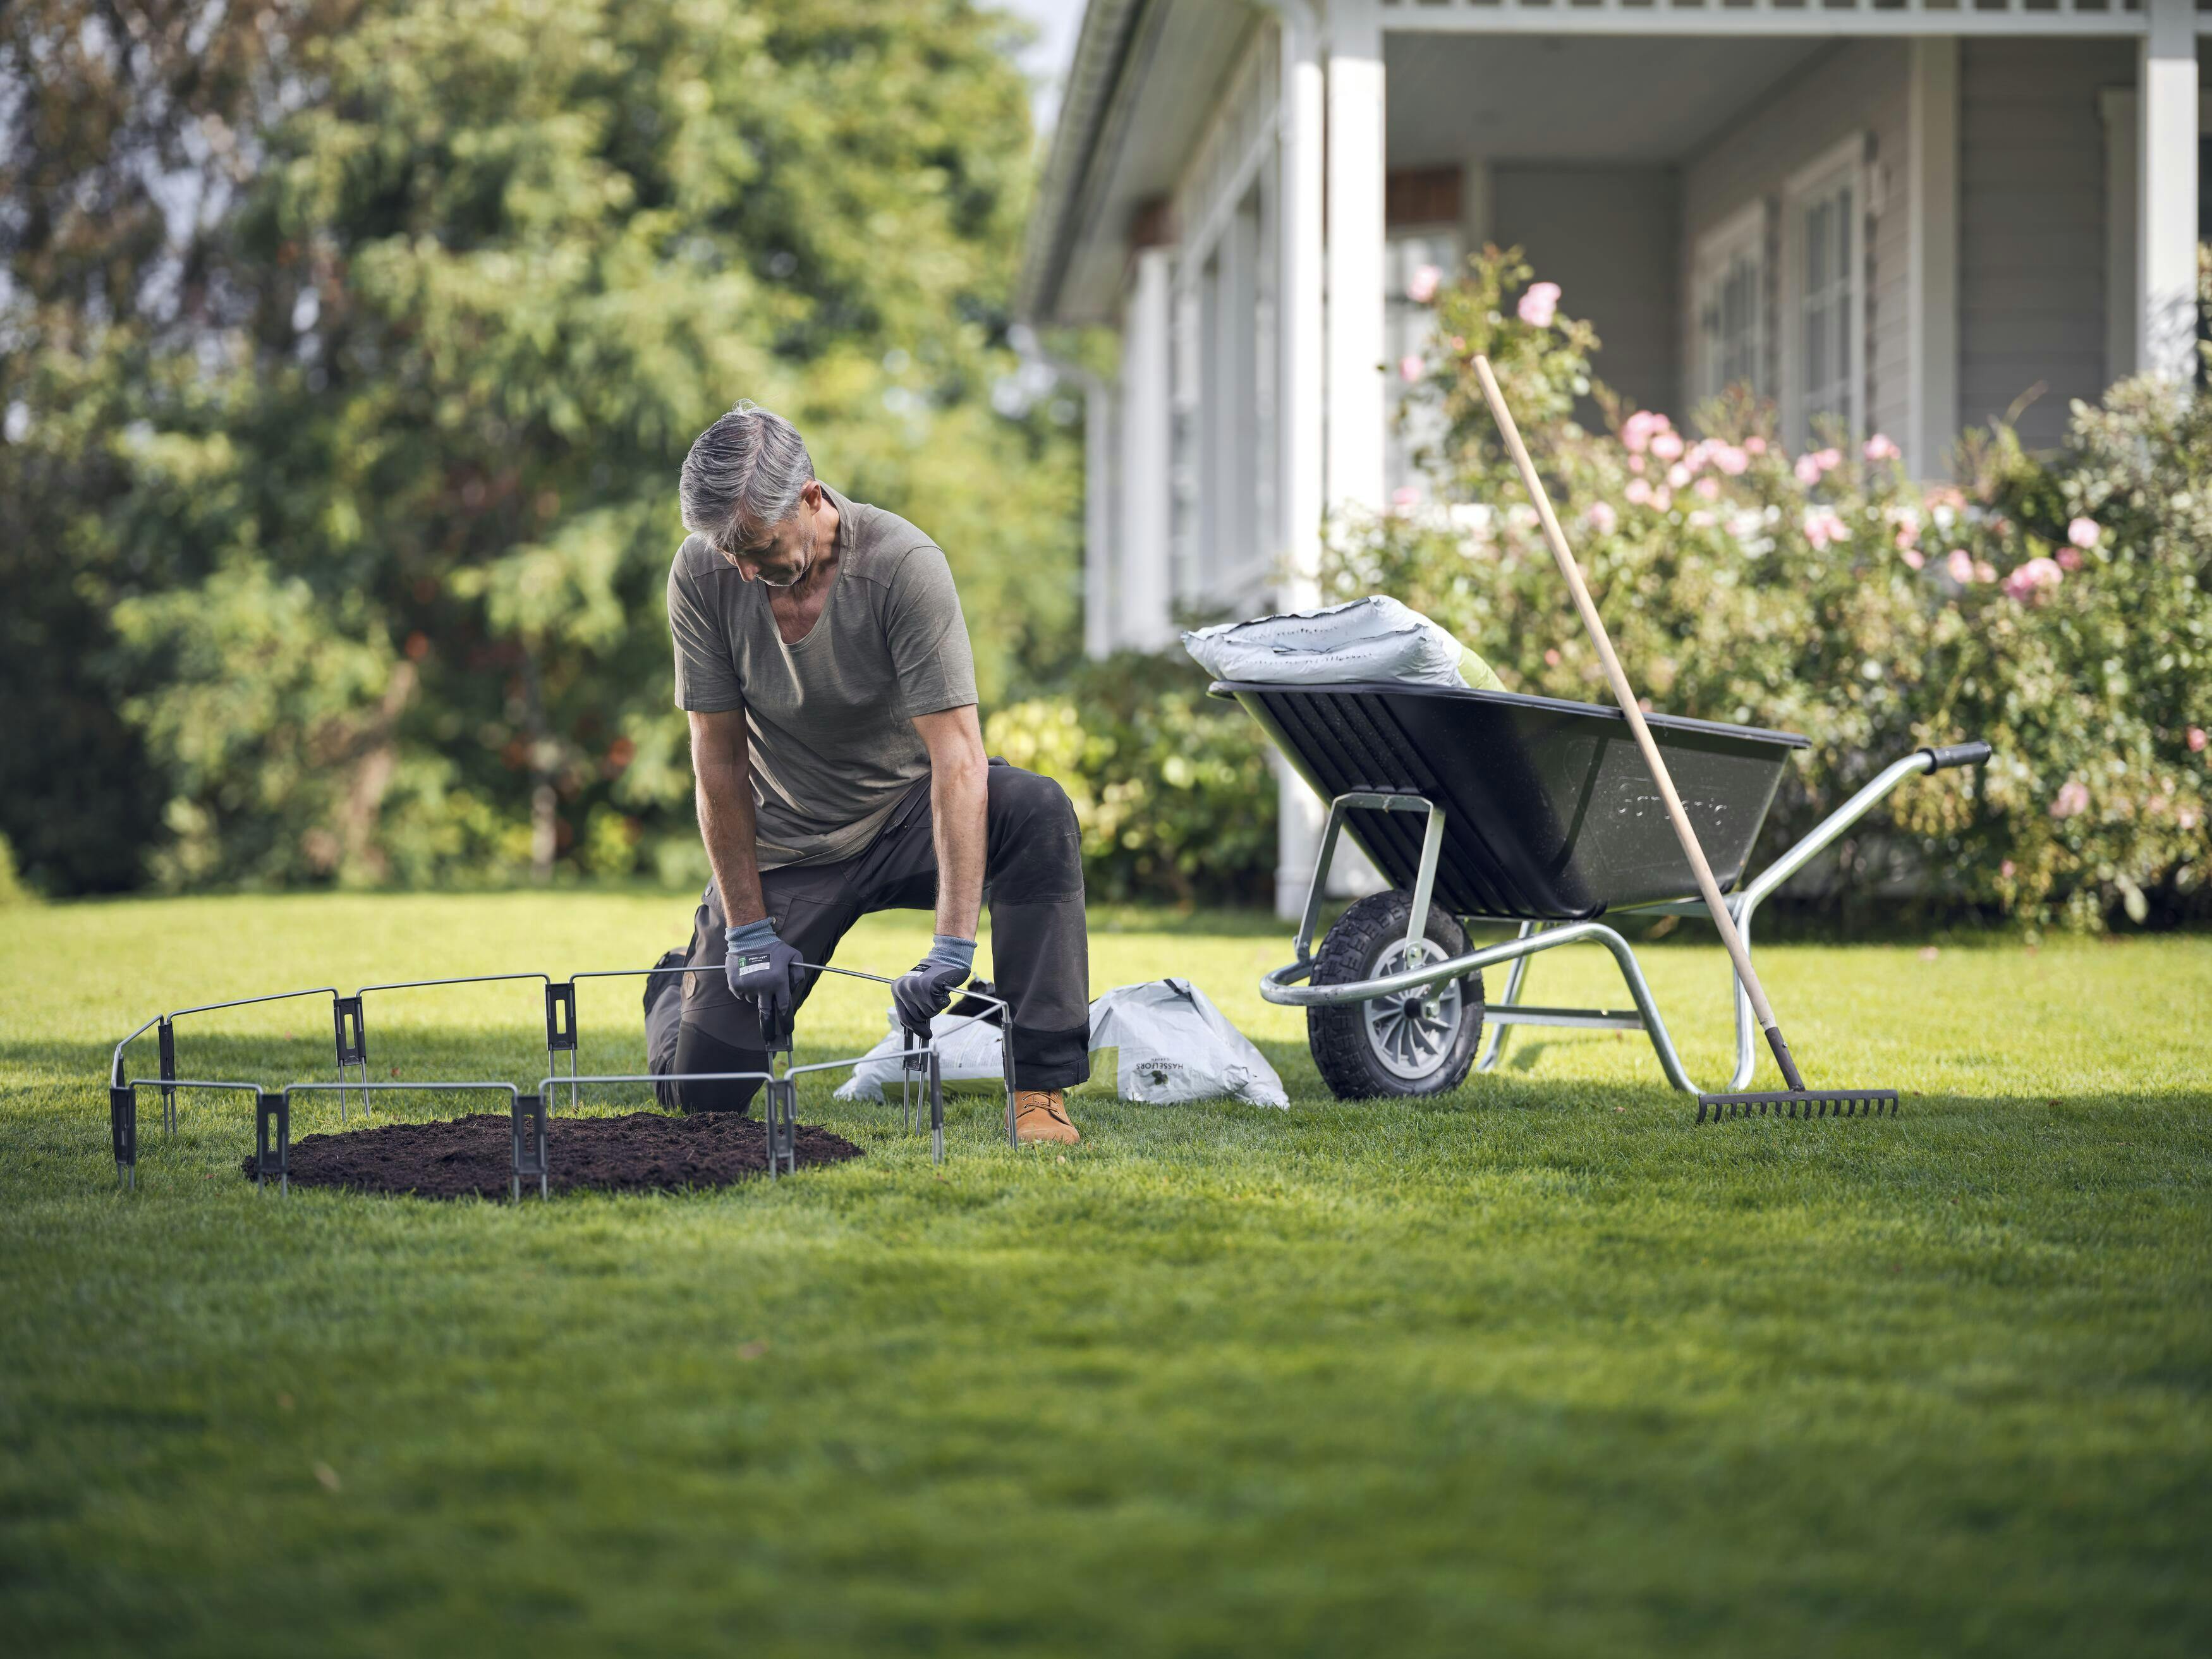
[{"xmin": 106, "ymin": 962, "xmax": 1011, "ymax": 1199}]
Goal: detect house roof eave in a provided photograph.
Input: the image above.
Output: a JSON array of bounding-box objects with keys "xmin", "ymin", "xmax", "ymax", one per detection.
[{"xmin": 1016, "ymin": 0, "xmax": 1162, "ymax": 326}]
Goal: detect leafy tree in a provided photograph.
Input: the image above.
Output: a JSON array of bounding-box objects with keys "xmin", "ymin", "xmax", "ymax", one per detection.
[{"xmin": 1, "ymin": 0, "xmax": 1079, "ymax": 891}]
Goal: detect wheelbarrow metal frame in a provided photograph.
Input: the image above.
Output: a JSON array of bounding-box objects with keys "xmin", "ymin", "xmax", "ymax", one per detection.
[{"xmin": 1261, "ymin": 747, "xmax": 1948, "ymax": 1097}]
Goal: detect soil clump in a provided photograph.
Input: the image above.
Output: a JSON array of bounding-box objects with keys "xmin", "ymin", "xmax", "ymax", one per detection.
[{"xmin": 243, "ymin": 1110, "xmax": 862, "ymax": 1199}]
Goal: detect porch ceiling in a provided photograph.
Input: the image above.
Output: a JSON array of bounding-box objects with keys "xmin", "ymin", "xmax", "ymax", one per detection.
[{"xmin": 1386, "ymin": 32, "xmax": 1828, "ymax": 165}]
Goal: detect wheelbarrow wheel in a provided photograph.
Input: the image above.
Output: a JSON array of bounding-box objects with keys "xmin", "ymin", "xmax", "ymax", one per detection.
[{"xmin": 1308, "ymin": 890, "xmax": 1484, "ymax": 1100}]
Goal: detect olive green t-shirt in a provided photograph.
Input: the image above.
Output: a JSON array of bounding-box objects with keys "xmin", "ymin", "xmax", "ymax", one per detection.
[{"xmin": 666, "ymin": 485, "xmax": 978, "ymax": 869}]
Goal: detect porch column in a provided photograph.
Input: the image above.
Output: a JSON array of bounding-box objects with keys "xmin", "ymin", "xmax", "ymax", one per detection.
[
  {"xmin": 1325, "ymin": 0, "xmax": 1387, "ymax": 517},
  {"xmin": 1119, "ymin": 245, "xmax": 1176, "ymax": 650},
  {"xmin": 1267, "ymin": 2, "xmax": 1331, "ymax": 917},
  {"xmin": 1080, "ymin": 374, "xmax": 1116, "ymax": 660},
  {"xmin": 2137, "ymin": 0, "xmax": 2199, "ymax": 384},
  {"xmin": 1905, "ymin": 39, "xmax": 1959, "ymax": 478}
]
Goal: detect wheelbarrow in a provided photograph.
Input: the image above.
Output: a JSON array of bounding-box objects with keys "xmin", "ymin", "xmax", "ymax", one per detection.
[{"xmin": 1218, "ymin": 679, "xmax": 1990, "ymax": 1101}]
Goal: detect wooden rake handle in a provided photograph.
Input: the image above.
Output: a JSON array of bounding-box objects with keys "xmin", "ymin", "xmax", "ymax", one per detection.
[{"xmin": 1469, "ymin": 356, "xmax": 1804, "ymax": 1089}]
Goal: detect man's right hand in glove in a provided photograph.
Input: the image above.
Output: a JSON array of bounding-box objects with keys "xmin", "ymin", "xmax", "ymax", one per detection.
[{"xmin": 724, "ymin": 918, "xmax": 803, "ymax": 1044}]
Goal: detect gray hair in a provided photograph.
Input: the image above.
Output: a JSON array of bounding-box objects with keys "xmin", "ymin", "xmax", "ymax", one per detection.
[{"xmin": 678, "ymin": 401, "xmax": 815, "ymax": 551}]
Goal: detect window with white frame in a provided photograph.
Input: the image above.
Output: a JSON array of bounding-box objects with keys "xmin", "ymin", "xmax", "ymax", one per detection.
[
  {"xmin": 1787, "ymin": 140, "xmax": 1863, "ymax": 446},
  {"xmin": 1385, "ymin": 226, "xmax": 1460, "ymax": 506},
  {"xmin": 1692, "ymin": 204, "xmax": 1765, "ymax": 402}
]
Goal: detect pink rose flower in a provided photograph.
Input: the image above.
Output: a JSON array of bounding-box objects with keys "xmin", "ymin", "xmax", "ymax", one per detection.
[
  {"xmin": 1627, "ymin": 454, "xmax": 1645, "ymax": 475},
  {"xmin": 2188, "ymin": 726, "xmax": 2208, "ymax": 753},
  {"xmin": 1687, "ymin": 509, "xmax": 1717, "ymax": 528},
  {"xmin": 1902, "ymin": 548, "xmax": 1924, "ymax": 570},
  {"xmin": 1894, "ymin": 523, "xmax": 1918, "ymax": 550},
  {"xmin": 1864, "ymin": 434, "xmax": 1902, "ymax": 463},
  {"xmin": 2000, "ymin": 860, "xmax": 2016, "ymax": 878},
  {"xmin": 1946, "ymin": 549, "xmax": 1976, "ymax": 583},
  {"xmin": 2050, "ymin": 780, "xmax": 2090, "ymax": 820},
  {"xmin": 2067, "ymin": 516, "xmax": 2100, "ymax": 549},
  {"xmin": 1650, "ymin": 430, "xmax": 1684, "ymax": 462},
  {"xmin": 2003, "ymin": 556, "xmax": 2064, "ymax": 601},
  {"xmin": 1398, "ymin": 355, "xmax": 1424, "ymax": 384},
  {"xmin": 1392, "ymin": 485, "xmax": 1421, "ymax": 513},
  {"xmin": 1793, "ymin": 454, "xmax": 1823, "ymax": 487},
  {"xmin": 1667, "ymin": 462, "xmax": 1691, "ymax": 489},
  {"xmin": 1620, "ymin": 410, "xmax": 1671, "ymax": 453},
  {"xmin": 1517, "ymin": 281, "xmax": 1561, "ymax": 327},
  {"xmin": 1624, "ymin": 478, "xmax": 1652, "ymax": 506},
  {"xmin": 1407, "ymin": 264, "xmax": 1443, "ymax": 304},
  {"xmin": 1744, "ymin": 436, "xmax": 1767, "ymax": 455},
  {"xmin": 1651, "ymin": 487, "xmax": 1673, "ymax": 513},
  {"xmin": 1694, "ymin": 476, "xmax": 1722, "ymax": 501},
  {"xmin": 1449, "ymin": 335, "xmax": 1466, "ymax": 353},
  {"xmin": 2057, "ymin": 547, "xmax": 2082, "ymax": 571},
  {"xmin": 1802, "ymin": 506, "xmax": 1847, "ymax": 550},
  {"xmin": 1543, "ymin": 648, "xmax": 1562, "ymax": 667},
  {"xmin": 1976, "ymin": 559, "xmax": 1997, "ymax": 583},
  {"xmin": 1586, "ymin": 501, "xmax": 1619, "ymax": 534},
  {"xmin": 1711, "ymin": 444, "xmax": 1749, "ymax": 476}
]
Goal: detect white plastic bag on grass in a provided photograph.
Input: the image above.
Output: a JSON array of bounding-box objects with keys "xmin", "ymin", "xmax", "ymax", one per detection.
[
  {"xmin": 1182, "ymin": 595, "xmax": 1492, "ymax": 690},
  {"xmin": 834, "ymin": 1009, "xmax": 1006, "ymax": 1102},
  {"xmin": 1087, "ymin": 979, "xmax": 1288, "ymax": 1108}
]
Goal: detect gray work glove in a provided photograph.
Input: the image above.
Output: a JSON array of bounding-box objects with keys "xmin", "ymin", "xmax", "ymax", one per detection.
[
  {"xmin": 893, "ymin": 934, "xmax": 978, "ymax": 1034},
  {"xmin": 725, "ymin": 918, "xmax": 804, "ymax": 1045}
]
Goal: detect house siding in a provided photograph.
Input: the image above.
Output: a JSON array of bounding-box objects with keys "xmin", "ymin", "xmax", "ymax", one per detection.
[
  {"xmin": 1680, "ymin": 41, "xmax": 1912, "ymax": 442},
  {"xmin": 1492, "ymin": 165, "xmax": 1680, "ymax": 417},
  {"xmin": 1958, "ymin": 39, "xmax": 2133, "ymax": 453}
]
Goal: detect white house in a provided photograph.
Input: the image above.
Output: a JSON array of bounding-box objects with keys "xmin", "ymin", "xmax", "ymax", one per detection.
[{"xmin": 1016, "ymin": 0, "xmax": 2206, "ymax": 916}]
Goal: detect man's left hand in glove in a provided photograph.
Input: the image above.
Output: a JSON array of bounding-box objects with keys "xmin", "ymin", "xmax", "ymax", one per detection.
[{"xmin": 893, "ymin": 934, "xmax": 977, "ymax": 1032}]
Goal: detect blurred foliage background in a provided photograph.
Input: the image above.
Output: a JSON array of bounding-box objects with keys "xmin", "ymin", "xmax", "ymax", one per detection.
[
  {"xmin": 1, "ymin": 0, "xmax": 1083, "ymax": 895},
  {"xmin": 6, "ymin": 5, "xmax": 2203, "ymax": 926}
]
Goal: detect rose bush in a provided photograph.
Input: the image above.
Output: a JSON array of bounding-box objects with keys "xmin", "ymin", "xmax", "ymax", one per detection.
[
  {"xmin": 985, "ymin": 653, "xmax": 1278, "ymax": 907},
  {"xmin": 1324, "ymin": 247, "xmax": 2209, "ymax": 928}
]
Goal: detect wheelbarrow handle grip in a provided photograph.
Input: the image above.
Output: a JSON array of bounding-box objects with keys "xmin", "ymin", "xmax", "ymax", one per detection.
[{"xmin": 1921, "ymin": 741, "xmax": 1993, "ymax": 772}]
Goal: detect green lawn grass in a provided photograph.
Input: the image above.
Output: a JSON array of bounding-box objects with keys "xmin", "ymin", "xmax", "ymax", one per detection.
[{"xmin": 3, "ymin": 892, "xmax": 2207, "ymax": 1656}]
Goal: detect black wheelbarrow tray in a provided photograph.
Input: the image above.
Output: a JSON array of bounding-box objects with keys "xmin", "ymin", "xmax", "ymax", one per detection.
[{"xmin": 1215, "ymin": 679, "xmax": 1990, "ymax": 1100}]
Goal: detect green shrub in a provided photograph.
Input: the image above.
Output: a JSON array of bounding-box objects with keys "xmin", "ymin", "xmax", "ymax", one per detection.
[
  {"xmin": 985, "ymin": 655, "xmax": 1277, "ymax": 906},
  {"xmin": 1326, "ymin": 247, "xmax": 2209, "ymax": 929},
  {"xmin": 0, "ymin": 835, "xmax": 32, "ymax": 906}
]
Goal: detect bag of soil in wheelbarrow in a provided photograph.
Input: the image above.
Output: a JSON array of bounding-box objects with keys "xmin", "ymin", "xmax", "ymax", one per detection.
[{"xmin": 1182, "ymin": 595, "xmax": 1505, "ymax": 692}]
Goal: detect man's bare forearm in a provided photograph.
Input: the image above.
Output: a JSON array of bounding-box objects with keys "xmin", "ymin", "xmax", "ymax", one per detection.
[
  {"xmin": 927, "ymin": 732, "xmax": 988, "ymax": 941},
  {"xmin": 690, "ymin": 714, "xmax": 767, "ymax": 927}
]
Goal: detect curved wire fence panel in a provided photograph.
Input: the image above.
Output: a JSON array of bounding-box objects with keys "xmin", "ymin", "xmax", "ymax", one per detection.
[{"xmin": 102, "ymin": 961, "xmax": 1018, "ymax": 1196}]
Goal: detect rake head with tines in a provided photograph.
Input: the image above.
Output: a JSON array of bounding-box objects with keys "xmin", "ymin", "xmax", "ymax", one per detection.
[{"xmin": 1695, "ymin": 1030, "xmax": 1898, "ymax": 1124}]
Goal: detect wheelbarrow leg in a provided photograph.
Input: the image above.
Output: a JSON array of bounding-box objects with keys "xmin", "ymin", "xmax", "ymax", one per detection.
[{"xmin": 1476, "ymin": 922, "xmax": 1540, "ymax": 1074}]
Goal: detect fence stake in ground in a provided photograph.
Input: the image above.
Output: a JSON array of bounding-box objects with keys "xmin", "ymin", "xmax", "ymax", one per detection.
[
  {"xmin": 332, "ymin": 996, "xmax": 368, "ymax": 1124},
  {"xmin": 255, "ymin": 1090, "xmax": 289, "ymax": 1195},
  {"xmin": 109, "ymin": 1085, "xmax": 137, "ymax": 1190},
  {"xmin": 511, "ymin": 1092, "xmax": 549, "ymax": 1201},
  {"xmin": 765, "ymin": 1079, "xmax": 798, "ymax": 1179},
  {"xmin": 157, "ymin": 1018, "xmax": 178, "ymax": 1134}
]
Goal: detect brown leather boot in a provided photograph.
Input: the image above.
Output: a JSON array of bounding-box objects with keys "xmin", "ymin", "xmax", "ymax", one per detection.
[{"xmin": 1014, "ymin": 1090, "xmax": 1081, "ymax": 1145}]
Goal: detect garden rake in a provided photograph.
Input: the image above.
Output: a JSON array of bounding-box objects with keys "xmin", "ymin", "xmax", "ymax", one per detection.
[{"xmin": 1471, "ymin": 355, "xmax": 1899, "ymax": 1124}]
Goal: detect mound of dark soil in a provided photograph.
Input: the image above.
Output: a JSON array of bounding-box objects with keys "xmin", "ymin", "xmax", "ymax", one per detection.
[{"xmin": 243, "ymin": 1110, "xmax": 863, "ymax": 1200}]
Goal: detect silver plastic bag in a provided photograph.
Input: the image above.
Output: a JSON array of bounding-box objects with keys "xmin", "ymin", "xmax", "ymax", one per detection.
[{"xmin": 1086, "ymin": 979, "xmax": 1288, "ymax": 1109}]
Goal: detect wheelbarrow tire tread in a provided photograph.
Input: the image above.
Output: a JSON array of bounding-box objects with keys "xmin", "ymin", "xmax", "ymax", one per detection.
[{"xmin": 1308, "ymin": 891, "xmax": 1484, "ymax": 1100}]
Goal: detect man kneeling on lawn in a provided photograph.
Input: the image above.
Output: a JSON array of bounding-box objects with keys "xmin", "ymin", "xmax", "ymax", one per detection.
[{"xmin": 652, "ymin": 401, "xmax": 1088, "ymax": 1143}]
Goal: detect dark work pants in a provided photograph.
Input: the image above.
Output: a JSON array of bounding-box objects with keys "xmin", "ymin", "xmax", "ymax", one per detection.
[{"xmin": 651, "ymin": 760, "xmax": 1091, "ymax": 1112}]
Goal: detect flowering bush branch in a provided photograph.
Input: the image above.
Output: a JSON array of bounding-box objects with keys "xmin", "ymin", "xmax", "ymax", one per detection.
[{"xmin": 1327, "ymin": 246, "xmax": 2209, "ymax": 928}]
